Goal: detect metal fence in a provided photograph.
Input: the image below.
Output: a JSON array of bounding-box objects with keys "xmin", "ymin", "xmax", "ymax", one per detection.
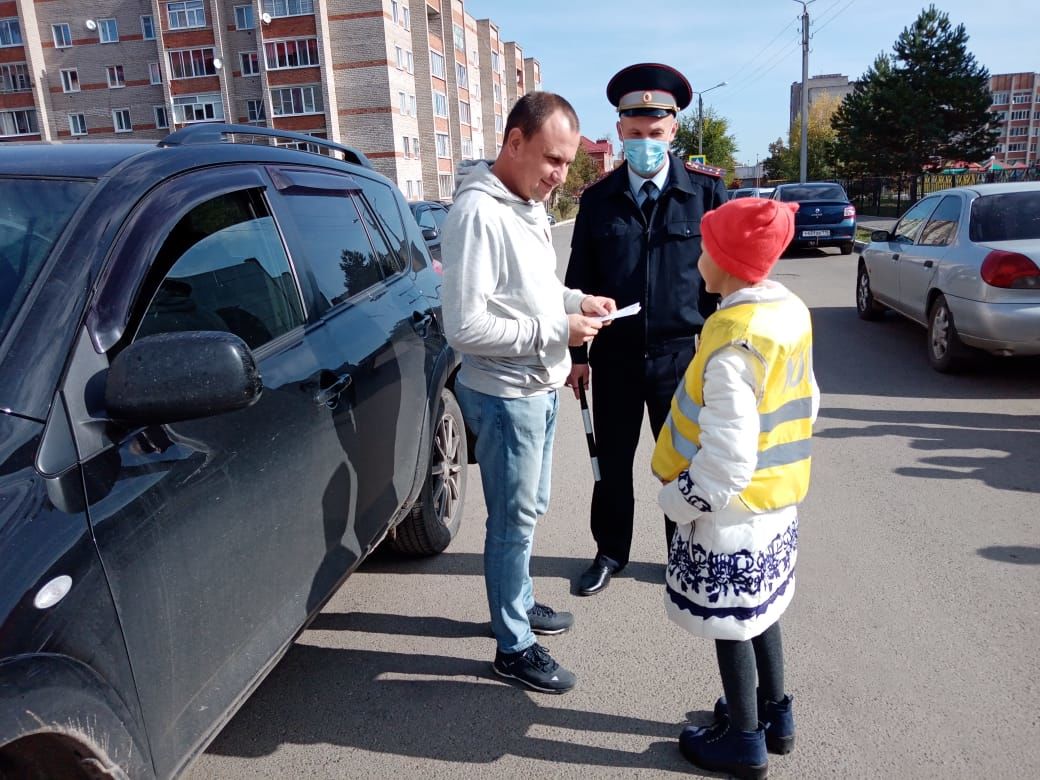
[{"xmin": 839, "ymin": 168, "xmax": 1040, "ymax": 218}]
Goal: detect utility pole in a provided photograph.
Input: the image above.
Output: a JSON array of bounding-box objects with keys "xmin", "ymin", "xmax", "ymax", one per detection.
[{"xmin": 793, "ymin": 0, "xmax": 814, "ymax": 183}]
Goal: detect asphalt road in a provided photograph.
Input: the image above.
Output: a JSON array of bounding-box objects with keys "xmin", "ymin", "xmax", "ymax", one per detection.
[{"xmin": 188, "ymin": 226, "xmax": 1040, "ymax": 779}]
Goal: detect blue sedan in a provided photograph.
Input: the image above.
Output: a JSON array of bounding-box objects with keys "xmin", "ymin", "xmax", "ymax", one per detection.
[{"xmin": 772, "ymin": 182, "xmax": 857, "ymax": 254}]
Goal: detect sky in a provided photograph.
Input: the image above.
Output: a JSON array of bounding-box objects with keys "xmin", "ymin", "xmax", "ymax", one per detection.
[{"xmin": 464, "ymin": 0, "xmax": 1037, "ymax": 167}]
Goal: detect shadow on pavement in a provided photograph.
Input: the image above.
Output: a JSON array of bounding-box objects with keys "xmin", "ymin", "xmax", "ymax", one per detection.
[
  {"xmin": 976, "ymin": 545, "xmax": 1040, "ymax": 565},
  {"xmin": 815, "ymin": 407, "xmax": 1040, "ymax": 493},
  {"xmin": 202, "ymin": 643, "xmax": 706, "ymax": 774}
]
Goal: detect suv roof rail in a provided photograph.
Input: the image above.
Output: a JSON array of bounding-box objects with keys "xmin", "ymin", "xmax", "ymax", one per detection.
[{"xmin": 158, "ymin": 123, "xmax": 372, "ymax": 169}]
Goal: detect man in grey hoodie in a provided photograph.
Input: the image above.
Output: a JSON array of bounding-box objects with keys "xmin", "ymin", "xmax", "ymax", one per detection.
[{"xmin": 441, "ymin": 92, "xmax": 615, "ymax": 694}]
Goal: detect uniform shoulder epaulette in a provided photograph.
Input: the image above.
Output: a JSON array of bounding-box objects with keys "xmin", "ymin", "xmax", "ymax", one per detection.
[{"xmin": 684, "ymin": 160, "xmax": 725, "ymax": 178}]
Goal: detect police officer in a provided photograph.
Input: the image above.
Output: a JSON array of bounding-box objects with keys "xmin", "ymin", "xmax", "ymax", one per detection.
[{"xmin": 565, "ymin": 63, "xmax": 727, "ymax": 597}]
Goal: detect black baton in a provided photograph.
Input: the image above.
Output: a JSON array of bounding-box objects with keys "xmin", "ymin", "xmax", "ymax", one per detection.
[{"xmin": 578, "ymin": 378, "xmax": 601, "ymax": 481}]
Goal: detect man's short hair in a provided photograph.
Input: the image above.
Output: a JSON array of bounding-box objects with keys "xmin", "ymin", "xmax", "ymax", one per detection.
[{"xmin": 502, "ymin": 92, "xmax": 580, "ymax": 141}]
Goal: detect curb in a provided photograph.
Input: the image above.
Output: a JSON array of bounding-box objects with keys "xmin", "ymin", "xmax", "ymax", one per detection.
[{"xmin": 551, "ymin": 218, "xmax": 576, "ymax": 228}]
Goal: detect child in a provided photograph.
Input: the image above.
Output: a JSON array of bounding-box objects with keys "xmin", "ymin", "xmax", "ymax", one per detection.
[{"xmin": 651, "ymin": 197, "xmax": 819, "ymax": 780}]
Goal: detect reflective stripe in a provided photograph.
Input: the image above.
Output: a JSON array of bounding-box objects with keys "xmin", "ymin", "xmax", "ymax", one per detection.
[
  {"xmin": 757, "ymin": 439, "xmax": 812, "ymax": 469},
  {"xmin": 673, "ymin": 381, "xmax": 702, "ymax": 424},
  {"xmin": 667, "ymin": 416, "xmax": 700, "ymax": 461},
  {"xmin": 759, "ymin": 396, "xmax": 814, "ymax": 433}
]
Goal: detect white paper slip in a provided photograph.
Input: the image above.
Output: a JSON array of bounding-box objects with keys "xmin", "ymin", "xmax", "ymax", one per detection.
[{"xmin": 593, "ymin": 302, "xmax": 641, "ymax": 322}]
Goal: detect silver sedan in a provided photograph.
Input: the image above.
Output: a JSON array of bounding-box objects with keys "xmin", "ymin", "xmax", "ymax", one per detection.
[{"xmin": 856, "ymin": 182, "xmax": 1040, "ymax": 372}]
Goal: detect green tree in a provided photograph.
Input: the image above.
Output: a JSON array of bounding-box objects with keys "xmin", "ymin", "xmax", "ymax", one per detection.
[
  {"xmin": 832, "ymin": 4, "xmax": 998, "ymax": 176},
  {"xmin": 673, "ymin": 106, "xmax": 738, "ymax": 175},
  {"xmin": 561, "ymin": 145, "xmax": 601, "ymax": 198},
  {"xmin": 764, "ymin": 95, "xmax": 841, "ymax": 181}
]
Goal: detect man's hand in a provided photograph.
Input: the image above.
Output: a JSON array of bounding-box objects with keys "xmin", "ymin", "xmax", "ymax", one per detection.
[
  {"xmin": 567, "ymin": 314, "xmax": 602, "ymax": 348},
  {"xmin": 580, "ymin": 295, "xmax": 617, "ymax": 321},
  {"xmin": 564, "ymin": 363, "xmax": 591, "ymax": 399}
]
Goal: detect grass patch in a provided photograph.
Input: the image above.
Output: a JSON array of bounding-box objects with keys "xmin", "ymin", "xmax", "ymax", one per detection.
[{"xmin": 855, "ymin": 226, "xmax": 874, "ymax": 243}]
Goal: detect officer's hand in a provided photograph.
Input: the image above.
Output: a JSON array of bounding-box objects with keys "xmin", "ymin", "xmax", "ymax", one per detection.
[
  {"xmin": 580, "ymin": 295, "xmax": 617, "ymax": 321},
  {"xmin": 567, "ymin": 314, "xmax": 602, "ymax": 348},
  {"xmin": 564, "ymin": 363, "xmax": 591, "ymax": 400}
]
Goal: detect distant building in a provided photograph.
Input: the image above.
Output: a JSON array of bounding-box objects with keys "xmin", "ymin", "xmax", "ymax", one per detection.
[
  {"xmin": 789, "ymin": 73, "xmax": 854, "ymax": 131},
  {"xmin": 988, "ymin": 72, "xmax": 1040, "ymax": 168},
  {"xmin": 580, "ymin": 136, "xmax": 613, "ymax": 175}
]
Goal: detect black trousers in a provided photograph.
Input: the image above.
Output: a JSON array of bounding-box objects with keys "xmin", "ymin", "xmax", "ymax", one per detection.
[{"xmin": 588, "ymin": 345, "xmax": 694, "ymax": 568}]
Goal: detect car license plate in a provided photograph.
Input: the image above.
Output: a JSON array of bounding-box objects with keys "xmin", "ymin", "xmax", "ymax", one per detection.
[{"xmin": 802, "ymin": 229, "xmax": 830, "ymax": 237}]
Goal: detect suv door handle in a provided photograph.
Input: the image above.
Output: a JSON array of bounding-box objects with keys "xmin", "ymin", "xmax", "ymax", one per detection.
[
  {"xmin": 315, "ymin": 373, "xmax": 353, "ymax": 407},
  {"xmin": 891, "ymin": 253, "xmax": 900, "ymax": 261},
  {"xmin": 411, "ymin": 311, "xmax": 433, "ymax": 336},
  {"xmin": 923, "ymin": 260, "xmax": 934, "ymax": 268}
]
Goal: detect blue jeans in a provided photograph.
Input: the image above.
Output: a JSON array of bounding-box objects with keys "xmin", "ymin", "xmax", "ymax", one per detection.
[{"xmin": 455, "ymin": 383, "xmax": 558, "ymax": 654}]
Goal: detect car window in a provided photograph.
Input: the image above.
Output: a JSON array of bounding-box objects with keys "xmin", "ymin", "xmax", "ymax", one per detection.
[
  {"xmin": 0, "ymin": 178, "xmax": 94, "ymax": 339},
  {"xmin": 917, "ymin": 196, "xmax": 961, "ymax": 247},
  {"xmin": 969, "ymin": 191, "xmax": 1040, "ymax": 242},
  {"xmin": 430, "ymin": 206, "xmax": 449, "ymax": 228},
  {"xmin": 891, "ymin": 197, "xmax": 939, "ymax": 244},
  {"xmin": 355, "ymin": 177, "xmax": 407, "ymax": 274},
  {"xmin": 777, "ymin": 184, "xmax": 847, "ymax": 201},
  {"xmin": 136, "ymin": 189, "xmax": 305, "ymax": 350},
  {"xmin": 416, "ymin": 208, "xmax": 437, "ymax": 230},
  {"xmin": 356, "ymin": 196, "xmax": 403, "ymax": 278},
  {"xmin": 281, "ymin": 192, "xmax": 385, "ymax": 307}
]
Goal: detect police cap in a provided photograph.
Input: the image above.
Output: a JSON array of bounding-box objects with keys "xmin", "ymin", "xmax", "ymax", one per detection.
[{"xmin": 607, "ymin": 63, "xmax": 692, "ymax": 117}]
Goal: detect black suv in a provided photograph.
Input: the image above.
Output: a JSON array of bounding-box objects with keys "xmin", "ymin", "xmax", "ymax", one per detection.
[{"xmin": 0, "ymin": 125, "xmax": 467, "ymax": 779}]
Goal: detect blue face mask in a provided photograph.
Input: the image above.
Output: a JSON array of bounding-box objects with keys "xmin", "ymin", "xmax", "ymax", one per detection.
[{"xmin": 622, "ymin": 138, "xmax": 669, "ymax": 176}]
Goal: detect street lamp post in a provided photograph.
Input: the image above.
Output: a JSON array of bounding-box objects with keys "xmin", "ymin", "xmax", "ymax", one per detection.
[{"xmin": 694, "ymin": 81, "xmax": 727, "ymax": 157}]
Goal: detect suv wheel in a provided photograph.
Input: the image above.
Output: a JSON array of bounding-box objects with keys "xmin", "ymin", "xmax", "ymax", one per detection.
[
  {"xmin": 840, "ymin": 240, "xmax": 855, "ymax": 255},
  {"xmin": 392, "ymin": 388, "xmax": 467, "ymax": 555}
]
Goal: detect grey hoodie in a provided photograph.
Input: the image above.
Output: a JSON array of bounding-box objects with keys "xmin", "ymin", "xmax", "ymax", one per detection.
[{"xmin": 440, "ymin": 161, "xmax": 586, "ymax": 398}]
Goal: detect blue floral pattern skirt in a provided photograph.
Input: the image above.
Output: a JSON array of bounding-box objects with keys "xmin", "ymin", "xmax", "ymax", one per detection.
[{"xmin": 664, "ymin": 505, "xmax": 798, "ymax": 641}]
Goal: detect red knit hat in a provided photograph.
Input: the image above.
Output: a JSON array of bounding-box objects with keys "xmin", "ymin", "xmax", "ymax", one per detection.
[{"xmin": 700, "ymin": 199, "xmax": 799, "ymax": 283}]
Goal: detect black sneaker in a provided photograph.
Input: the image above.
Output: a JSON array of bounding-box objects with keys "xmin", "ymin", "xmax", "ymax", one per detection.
[
  {"xmin": 527, "ymin": 602, "xmax": 574, "ymax": 635},
  {"xmin": 493, "ymin": 643, "xmax": 577, "ymax": 693}
]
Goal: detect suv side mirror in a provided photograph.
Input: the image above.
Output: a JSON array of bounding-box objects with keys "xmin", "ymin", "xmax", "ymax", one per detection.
[
  {"xmin": 421, "ymin": 227, "xmax": 439, "ymax": 241},
  {"xmin": 106, "ymin": 331, "xmax": 262, "ymax": 425},
  {"xmin": 870, "ymin": 230, "xmax": 892, "ymax": 243}
]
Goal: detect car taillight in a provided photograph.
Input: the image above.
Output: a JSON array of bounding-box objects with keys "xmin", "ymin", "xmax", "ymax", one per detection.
[
  {"xmin": 980, "ymin": 250, "xmax": 1040, "ymax": 289},
  {"xmin": 843, "ymin": 205, "xmax": 856, "ymax": 219}
]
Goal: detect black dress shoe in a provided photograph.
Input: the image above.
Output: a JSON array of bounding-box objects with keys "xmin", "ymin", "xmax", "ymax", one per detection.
[{"xmin": 577, "ymin": 555, "xmax": 620, "ymax": 596}]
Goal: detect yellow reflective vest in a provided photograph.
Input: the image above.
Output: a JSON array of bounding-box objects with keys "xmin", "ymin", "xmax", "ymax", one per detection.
[{"xmin": 652, "ymin": 295, "xmax": 814, "ymax": 513}]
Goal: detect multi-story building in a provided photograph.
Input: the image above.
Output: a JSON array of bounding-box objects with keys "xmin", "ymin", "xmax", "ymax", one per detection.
[
  {"xmin": 502, "ymin": 39, "xmax": 523, "ymax": 113},
  {"xmin": 0, "ymin": 0, "xmax": 535, "ymax": 200},
  {"xmin": 988, "ymin": 72, "xmax": 1039, "ymax": 168},
  {"xmin": 789, "ymin": 73, "xmax": 854, "ymax": 131},
  {"xmin": 522, "ymin": 55, "xmax": 540, "ymax": 93}
]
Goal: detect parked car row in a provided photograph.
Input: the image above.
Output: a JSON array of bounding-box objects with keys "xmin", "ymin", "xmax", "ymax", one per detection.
[
  {"xmin": 0, "ymin": 125, "xmax": 468, "ymax": 778},
  {"xmin": 856, "ymin": 182, "xmax": 1040, "ymax": 372}
]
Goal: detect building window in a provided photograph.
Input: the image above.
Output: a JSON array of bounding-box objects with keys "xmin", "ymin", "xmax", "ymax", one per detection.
[
  {"xmin": 98, "ymin": 18, "xmax": 119, "ymax": 43},
  {"xmin": 406, "ymin": 51, "xmax": 414, "ymax": 73},
  {"xmin": 1010, "ymin": 110, "xmax": 1030, "ymax": 120},
  {"xmin": 0, "ymin": 63, "xmax": 31, "ymax": 93},
  {"xmin": 247, "ymin": 99, "xmax": 265, "ymax": 122},
  {"xmin": 52, "ymin": 23, "xmax": 72, "ymax": 48},
  {"xmin": 141, "ymin": 15, "xmax": 156, "ymax": 40},
  {"xmin": 402, "ymin": 136, "xmax": 410, "ymax": 157},
  {"xmin": 0, "ymin": 18, "xmax": 22, "ymax": 47},
  {"xmin": 491, "ymin": 51, "xmax": 500, "ymax": 72},
  {"xmin": 493, "ymin": 83, "xmax": 501, "ymax": 103},
  {"xmin": 406, "ymin": 180, "xmax": 414, "ymax": 199},
  {"xmin": 459, "ymin": 100, "xmax": 471, "ymax": 125},
  {"xmin": 240, "ymin": 52, "xmax": 260, "ymax": 76},
  {"xmin": 0, "ymin": 109, "xmax": 37, "ymax": 137},
  {"xmin": 146, "ymin": 62, "xmax": 161, "ymax": 84},
  {"xmin": 106, "ymin": 65, "xmax": 125, "ymax": 88},
  {"xmin": 169, "ymin": 48, "xmax": 217, "ymax": 79},
  {"xmin": 438, "ymin": 174, "xmax": 454, "ymax": 199},
  {"xmin": 461, "ymin": 137, "xmax": 473, "ymax": 158},
  {"xmin": 173, "ymin": 93, "xmax": 224, "ymax": 123},
  {"xmin": 453, "ymin": 24, "xmax": 465, "ymax": 50},
  {"xmin": 154, "ymin": 105, "xmax": 169, "ymax": 129},
  {"xmin": 262, "ymin": 0, "xmax": 314, "ymax": 17},
  {"xmin": 413, "ymin": 137, "xmax": 420, "ymax": 157},
  {"xmin": 60, "ymin": 69, "xmax": 80, "ymax": 93},
  {"xmin": 433, "ymin": 92, "xmax": 447, "ymax": 117},
  {"xmin": 409, "ymin": 95, "xmax": 416, "ymax": 116},
  {"xmin": 271, "ymin": 85, "xmax": 322, "ymax": 116},
  {"xmin": 990, "ymin": 92, "xmax": 1009, "ymax": 105},
  {"xmin": 435, "ymin": 133, "xmax": 450, "ymax": 158},
  {"xmin": 1007, "ymin": 142, "xmax": 1026, "ymax": 152},
  {"xmin": 456, "ymin": 63, "xmax": 468, "ymax": 89},
  {"xmin": 167, "ymin": 1, "xmax": 207, "ymax": 30},
  {"xmin": 495, "ymin": 113, "xmax": 503, "ymax": 132},
  {"xmin": 112, "ymin": 108, "xmax": 133, "ymax": 133},
  {"xmin": 264, "ymin": 38, "xmax": 319, "ymax": 69},
  {"xmin": 1009, "ymin": 127, "xmax": 1028, "ymax": 137},
  {"xmin": 1034, "ymin": 111, "xmax": 1040, "ymax": 121},
  {"xmin": 395, "ymin": 46, "xmax": 404, "ymax": 69},
  {"xmin": 391, "ymin": 1, "xmax": 400, "ymax": 24},
  {"xmin": 430, "ymin": 51, "xmax": 445, "ymax": 79},
  {"xmin": 235, "ymin": 5, "xmax": 255, "ymax": 29},
  {"xmin": 68, "ymin": 113, "xmax": 87, "ymax": 136},
  {"xmin": 1011, "ymin": 92, "xmax": 1030, "ymax": 104}
]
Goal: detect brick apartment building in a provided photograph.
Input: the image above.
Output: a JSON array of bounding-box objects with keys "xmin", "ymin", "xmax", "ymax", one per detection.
[
  {"xmin": 988, "ymin": 72, "xmax": 1039, "ymax": 168},
  {"xmin": 0, "ymin": 0, "xmax": 537, "ymax": 200}
]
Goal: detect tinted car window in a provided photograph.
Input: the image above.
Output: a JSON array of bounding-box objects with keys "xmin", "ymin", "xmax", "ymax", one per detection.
[
  {"xmin": 137, "ymin": 189, "xmax": 305, "ymax": 349},
  {"xmin": 891, "ymin": 197, "xmax": 938, "ymax": 244},
  {"xmin": 357, "ymin": 197, "xmax": 403, "ymax": 278},
  {"xmin": 918, "ymin": 196, "xmax": 961, "ymax": 247},
  {"xmin": 0, "ymin": 178, "xmax": 93, "ymax": 337},
  {"xmin": 282, "ymin": 193, "xmax": 384, "ymax": 307},
  {"xmin": 356, "ymin": 177, "xmax": 407, "ymax": 274},
  {"xmin": 416, "ymin": 208, "xmax": 437, "ymax": 230},
  {"xmin": 969, "ymin": 191, "xmax": 1040, "ymax": 242},
  {"xmin": 430, "ymin": 205, "xmax": 449, "ymax": 228},
  {"xmin": 777, "ymin": 184, "xmax": 847, "ymax": 201}
]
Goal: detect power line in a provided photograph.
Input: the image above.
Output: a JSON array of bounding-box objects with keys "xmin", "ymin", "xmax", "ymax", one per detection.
[
  {"xmin": 724, "ymin": 36, "xmax": 802, "ymax": 99},
  {"xmin": 725, "ymin": 17, "xmax": 800, "ymax": 87},
  {"xmin": 812, "ymin": 0, "xmax": 857, "ymax": 37},
  {"xmin": 809, "ymin": 0, "xmax": 844, "ymax": 30}
]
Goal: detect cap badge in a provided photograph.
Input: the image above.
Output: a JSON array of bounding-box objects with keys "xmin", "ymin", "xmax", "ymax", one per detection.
[{"xmin": 642, "ymin": 91, "xmax": 653, "ymax": 103}]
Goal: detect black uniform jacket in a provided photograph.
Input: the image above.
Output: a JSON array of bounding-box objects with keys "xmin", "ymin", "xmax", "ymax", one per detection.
[{"xmin": 566, "ymin": 154, "xmax": 727, "ymax": 363}]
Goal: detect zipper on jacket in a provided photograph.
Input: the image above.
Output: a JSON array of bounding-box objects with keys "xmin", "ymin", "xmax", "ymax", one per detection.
[{"xmin": 643, "ymin": 197, "xmax": 657, "ymax": 359}]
